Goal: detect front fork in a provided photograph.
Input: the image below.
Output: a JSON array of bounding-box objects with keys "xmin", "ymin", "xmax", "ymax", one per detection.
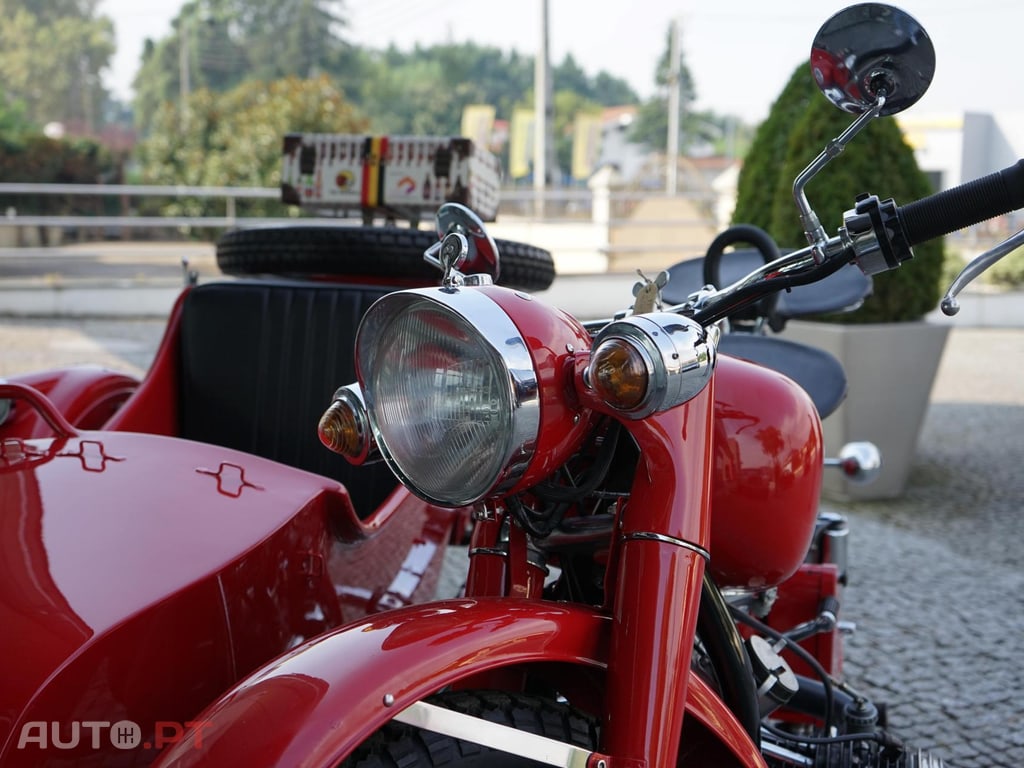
[
  {"xmin": 602, "ymin": 387, "xmax": 720, "ymax": 767},
  {"xmin": 461, "ymin": 384, "xmax": 750, "ymax": 767}
]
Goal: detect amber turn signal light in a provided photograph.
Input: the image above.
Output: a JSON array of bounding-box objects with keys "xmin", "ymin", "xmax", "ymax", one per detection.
[
  {"xmin": 589, "ymin": 337, "xmax": 650, "ymax": 411},
  {"xmin": 317, "ymin": 384, "xmax": 376, "ymax": 464}
]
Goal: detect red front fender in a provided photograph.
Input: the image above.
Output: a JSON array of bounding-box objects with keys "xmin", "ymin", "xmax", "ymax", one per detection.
[{"xmin": 155, "ymin": 599, "xmax": 763, "ymax": 768}]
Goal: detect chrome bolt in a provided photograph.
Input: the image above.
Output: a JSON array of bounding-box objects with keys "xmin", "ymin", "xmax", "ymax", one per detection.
[{"xmin": 383, "ymin": 694, "xmax": 395, "ymax": 707}]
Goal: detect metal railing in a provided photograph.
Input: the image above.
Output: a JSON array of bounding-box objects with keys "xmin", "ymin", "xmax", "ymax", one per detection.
[
  {"xmin": 0, "ymin": 182, "xmax": 718, "ymax": 229},
  {"xmin": 0, "ymin": 182, "xmax": 279, "ymax": 229}
]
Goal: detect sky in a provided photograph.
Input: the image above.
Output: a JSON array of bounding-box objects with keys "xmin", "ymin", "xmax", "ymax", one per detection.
[{"xmin": 98, "ymin": 0, "xmax": 1024, "ymax": 125}]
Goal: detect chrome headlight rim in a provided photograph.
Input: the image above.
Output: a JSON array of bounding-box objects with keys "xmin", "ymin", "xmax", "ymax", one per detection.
[{"xmin": 356, "ymin": 287, "xmax": 540, "ymax": 507}]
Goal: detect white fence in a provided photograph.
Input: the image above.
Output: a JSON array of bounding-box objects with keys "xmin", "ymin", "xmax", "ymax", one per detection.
[{"xmin": 0, "ymin": 182, "xmax": 721, "ymax": 273}]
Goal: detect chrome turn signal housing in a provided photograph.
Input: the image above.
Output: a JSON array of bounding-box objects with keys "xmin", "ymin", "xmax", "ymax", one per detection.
[{"xmin": 587, "ymin": 313, "xmax": 717, "ymax": 419}]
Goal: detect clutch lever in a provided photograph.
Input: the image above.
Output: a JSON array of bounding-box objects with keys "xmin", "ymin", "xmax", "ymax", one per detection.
[{"xmin": 941, "ymin": 227, "xmax": 1024, "ymax": 315}]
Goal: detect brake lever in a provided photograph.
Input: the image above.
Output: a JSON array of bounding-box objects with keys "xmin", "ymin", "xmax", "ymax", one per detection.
[{"xmin": 941, "ymin": 227, "xmax": 1024, "ymax": 315}]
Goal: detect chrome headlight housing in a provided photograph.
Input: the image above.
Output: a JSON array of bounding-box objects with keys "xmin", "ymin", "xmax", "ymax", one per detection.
[{"xmin": 356, "ymin": 288, "xmax": 540, "ymax": 507}]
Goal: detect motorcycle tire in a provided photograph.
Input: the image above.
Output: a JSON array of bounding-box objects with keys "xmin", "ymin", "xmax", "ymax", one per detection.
[
  {"xmin": 216, "ymin": 226, "xmax": 557, "ymax": 293},
  {"xmin": 342, "ymin": 690, "xmax": 599, "ymax": 767}
]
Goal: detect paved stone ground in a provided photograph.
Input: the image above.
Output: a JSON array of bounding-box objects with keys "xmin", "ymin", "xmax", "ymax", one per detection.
[
  {"xmin": 835, "ymin": 329, "xmax": 1024, "ymax": 767},
  {"xmin": 2, "ymin": 314, "xmax": 1022, "ymax": 766}
]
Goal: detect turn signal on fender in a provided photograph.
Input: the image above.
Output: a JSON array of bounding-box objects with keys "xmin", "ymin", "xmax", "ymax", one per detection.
[{"xmin": 317, "ymin": 384, "xmax": 376, "ymax": 464}]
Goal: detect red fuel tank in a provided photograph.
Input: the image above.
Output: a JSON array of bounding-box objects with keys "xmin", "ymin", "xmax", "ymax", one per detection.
[{"xmin": 708, "ymin": 355, "xmax": 824, "ymax": 589}]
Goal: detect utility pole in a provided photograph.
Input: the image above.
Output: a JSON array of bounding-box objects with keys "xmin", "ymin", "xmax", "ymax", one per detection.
[
  {"xmin": 179, "ymin": 16, "xmax": 191, "ymax": 132},
  {"xmin": 534, "ymin": 0, "xmax": 555, "ymax": 218},
  {"xmin": 666, "ymin": 18, "xmax": 681, "ymax": 195}
]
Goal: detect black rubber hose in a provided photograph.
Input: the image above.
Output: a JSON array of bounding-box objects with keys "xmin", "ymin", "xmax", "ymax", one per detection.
[
  {"xmin": 697, "ymin": 574, "xmax": 762, "ymax": 746},
  {"xmin": 787, "ymin": 675, "xmax": 856, "ymax": 720},
  {"xmin": 898, "ymin": 158, "xmax": 1024, "ymax": 246}
]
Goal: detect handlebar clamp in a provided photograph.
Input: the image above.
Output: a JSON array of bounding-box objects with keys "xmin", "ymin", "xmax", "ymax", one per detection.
[{"xmin": 843, "ymin": 194, "xmax": 913, "ymax": 275}]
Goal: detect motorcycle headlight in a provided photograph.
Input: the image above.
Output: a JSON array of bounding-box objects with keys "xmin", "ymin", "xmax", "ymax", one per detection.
[{"xmin": 356, "ymin": 288, "xmax": 540, "ymax": 507}]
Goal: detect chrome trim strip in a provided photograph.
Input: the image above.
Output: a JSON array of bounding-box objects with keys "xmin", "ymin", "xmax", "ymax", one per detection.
[
  {"xmin": 621, "ymin": 531, "xmax": 710, "ymax": 560},
  {"xmin": 760, "ymin": 738, "xmax": 814, "ymax": 766},
  {"xmin": 393, "ymin": 701, "xmax": 593, "ymax": 768},
  {"xmin": 468, "ymin": 547, "xmax": 507, "ymax": 557}
]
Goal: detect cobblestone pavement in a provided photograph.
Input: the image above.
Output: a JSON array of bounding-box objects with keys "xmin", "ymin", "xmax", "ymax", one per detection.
[
  {"xmin": 1, "ymin": 313, "xmax": 1023, "ymax": 766},
  {"xmin": 835, "ymin": 328, "xmax": 1024, "ymax": 767}
]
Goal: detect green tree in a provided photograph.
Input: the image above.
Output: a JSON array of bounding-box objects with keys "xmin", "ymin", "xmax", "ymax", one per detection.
[
  {"xmin": 133, "ymin": 0, "xmax": 351, "ymax": 133},
  {"xmin": 137, "ymin": 75, "xmax": 367, "ymax": 217},
  {"xmin": 0, "ymin": 88, "xmax": 35, "ymax": 138},
  {"xmin": 353, "ymin": 43, "xmax": 536, "ymax": 136},
  {"xmin": 0, "ymin": 0, "xmax": 114, "ymax": 130},
  {"xmin": 233, "ymin": 0, "xmax": 349, "ymax": 81},
  {"xmin": 732, "ymin": 63, "xmax": 812, "ymax": 227},
  {"xmin": 732, "ymin": 62, "xmax": 944, "ymax": 323},
  {"xmin": 0, "ymin": 134, "xmax": 114, "ymax": 227}
]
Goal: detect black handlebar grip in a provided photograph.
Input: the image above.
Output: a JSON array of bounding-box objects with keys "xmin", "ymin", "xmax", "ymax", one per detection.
[{"xmin": 898, "ymin": 159, "xmax": 1024, "ymax": 246}]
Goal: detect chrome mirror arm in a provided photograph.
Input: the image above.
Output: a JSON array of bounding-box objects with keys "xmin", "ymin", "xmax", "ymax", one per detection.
[
  {"xmin": 941, "ymin": 227, "xmax": 1024, "ymax": 315},
  {"xmin": 793, "ymin": 97, "xmax": 884, "ymax": 263}
]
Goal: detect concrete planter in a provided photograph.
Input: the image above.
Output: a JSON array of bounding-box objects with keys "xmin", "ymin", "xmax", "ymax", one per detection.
[{"xmin": 782, "ymin": 320, "xmax": 950, "ymax": 500}]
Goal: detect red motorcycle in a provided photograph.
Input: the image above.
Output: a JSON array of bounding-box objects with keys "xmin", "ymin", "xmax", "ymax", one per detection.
[{"xmin": 3, "ymin": 4, "xmax": 1024, "ymax": 767}]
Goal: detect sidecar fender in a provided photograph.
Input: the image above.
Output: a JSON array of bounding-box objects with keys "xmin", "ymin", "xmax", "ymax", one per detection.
[
  {"xmin": 1, "ymin": 366, "xmax": 139, "ymax": 438},
  {"xmin": 155, "ymin": 599, "xmax": 763, "ymax": 768}
]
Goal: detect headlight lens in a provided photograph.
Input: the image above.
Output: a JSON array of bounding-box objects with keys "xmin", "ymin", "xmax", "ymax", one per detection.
[{"xmin": 357, "ymin": 289, "xmax": 539, "ymax": 506}]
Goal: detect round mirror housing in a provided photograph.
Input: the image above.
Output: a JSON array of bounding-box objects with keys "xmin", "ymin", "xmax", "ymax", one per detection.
[
  {"xmin": 811, "ymin": 3, "xmax": 934, "ymax": 116},
  {"xmin": 435, "ymin": 202, "xmax": 501, "ymax": 283}
]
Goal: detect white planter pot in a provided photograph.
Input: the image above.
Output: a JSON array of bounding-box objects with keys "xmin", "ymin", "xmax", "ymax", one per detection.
[{"xmin": 782, "ymin": 320, "xmax": 950, "ymax": 500}]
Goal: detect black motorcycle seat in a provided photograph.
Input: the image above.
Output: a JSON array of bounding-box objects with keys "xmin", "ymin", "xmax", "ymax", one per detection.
[{"xmin": 719, "ymin": 334, "xmax": 847, "ymax": 419}]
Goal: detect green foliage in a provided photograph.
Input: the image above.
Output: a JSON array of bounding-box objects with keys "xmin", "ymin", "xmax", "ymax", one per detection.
[
  {"xmin": 133, "ymin": 0, "xmax": 352, "ymax": 134},
  {"xmin": 0, "ymin": 0, "xmax": 114, "ymax": 130},
  {"xmin": 137, "ymin": 75, "xmax": 367, "ymax": 218},
  {"xmin": 351, "ymin": 45, "xmax": 636, "ymax": 139},
  {"xmin": 0, "ymin": 88, "xmax": 35, "ymax": 138},
  {"xmin": 988, "ymin": 246, "xmax": 1024, "ymax": 287},
  {"xmin": 732, "ymin": 63, "xmax": 813, "ymax": 227},
  {"xmin": 732, "ymin": 63, "xmax": 945, "ymax": 323},
  {"xmin": 0, "ymin": 134, "xmax": 115, "ymax": 215}
]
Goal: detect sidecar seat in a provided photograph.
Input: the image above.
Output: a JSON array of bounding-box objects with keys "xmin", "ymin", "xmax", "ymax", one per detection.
[{"xmin": 177, "ymin": 279, "xmax": 399, "ymax": 516}]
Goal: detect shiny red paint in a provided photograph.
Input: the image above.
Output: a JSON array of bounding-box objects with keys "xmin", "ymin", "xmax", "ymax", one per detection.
[
  {"xmin": 103, "ymin": 288, "xmax": 190, "ymax": 435},
  {"xmin": 2, "ymin": 367, "xmax": 139, "ymax": 438},
  {"xmin": 152, "ymin": 599, "xmax": 762, "ymax": 768},
  {"xmin": 476, "ymin": 285, "xmax": 595, "ymax": 492},
  {"xmin": 2, "ymin": 276, "xmax": 830, "ymax": 767},
  {"xmin": 766, "ymin": 563, "xmax": 843, "ymax": 679},
  {"xmin": 602, "ymin": 390, "xmax": 717, "ymax": 767},
  {"xmin": 0, "ymin": 427, "xmax": 454, "ymax": 767},
  {"xmin": 708, "ymin": 354, "xmax": 824, "ymax": 589}
]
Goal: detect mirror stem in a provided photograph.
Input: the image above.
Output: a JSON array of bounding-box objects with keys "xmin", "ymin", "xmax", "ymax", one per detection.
[{"xmin": 793, "ymin": 96, "xmax": 885, "ymax": 262}]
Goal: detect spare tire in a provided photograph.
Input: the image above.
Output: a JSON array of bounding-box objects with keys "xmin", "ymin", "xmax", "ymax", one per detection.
[{"xmin": 216, "ymin": 226, "xmax": 556, "ymax": 292}]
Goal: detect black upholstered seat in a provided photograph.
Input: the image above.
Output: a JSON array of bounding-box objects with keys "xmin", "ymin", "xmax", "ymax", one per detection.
[{"xmin": 179, "ymin": 280, "xmax": 399, "ymax": 516}]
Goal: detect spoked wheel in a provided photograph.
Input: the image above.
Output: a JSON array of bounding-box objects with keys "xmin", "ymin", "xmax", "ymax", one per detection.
[
  {"xmin": 342, "ymin": 691, "xmax": 599, "ymax": 767},
  {"xmin": 216, "ymin": 226, "xmax": 556, "ymax": 292}
]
